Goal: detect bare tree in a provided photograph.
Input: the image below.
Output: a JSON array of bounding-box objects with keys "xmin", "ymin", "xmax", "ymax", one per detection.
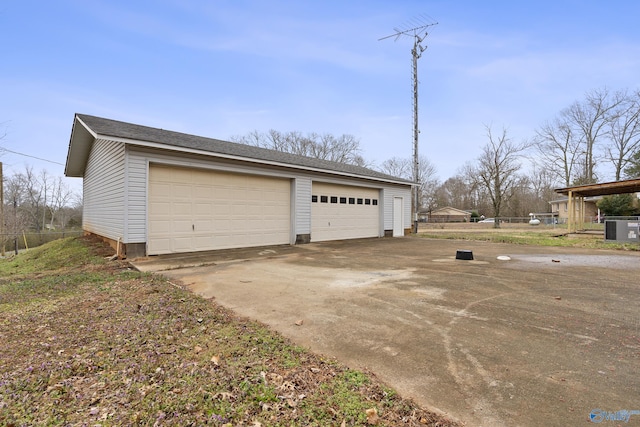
[
  {"xmin": 433, "ymin": 172, "xmax": 481, "ymax": 212},
  {"xmin": 605, "ymin": 89, "xmax": 640, "ymax": 180},
  {"xmin": 527, "ymin": 163, "xmax": 560, "ymax": 213},
  {"xmin": 379, "ymin": 155, "xmax": 439, "ymax": 212},
  {"xmin": 47, "ymin": 176, "xmax": 74, "ymax": 230},
  {"xmin": 3, "ymin": 173, "xmax": 29, "ymax": 253},
  {"xmin": 564, "ymin": 88, "xmax": 624, "ymax": 184},
  {"xmin": 56, "ymin": 192, "xmax": 83, "ymax": 230},
  {"xmin": 416, "ymin": 157, "xmax": 440, "ymax": 213},
  {"xmin": 624, "ymin": 149, "xmax": 640, "ymax": 178},
  {"xmin": 535, "ymin": 117, "xmax": 583, "ymax": 186},
  {"xmin": 472, "ymin": 126, "xmax": 530, "ymax": 227},
  {"xmin": 233, "ymin": 130, "xmax": 368, "ymax": 166},
  {"xmin": 3, "ymin": 166, "xmax": 81, "ymax": 235},
  {"xmin": 534, "ymin": 88, "xmax": 634, "ymax": 184},
  {"xmin": 20, "ymin": 166, "xmax": 48, "ymax": 231},
  {"xmin": 502, "ymin": 175, "xmax": 532, "ymax": 217},
  {"xmin": 379, "ymin": 157, "xmax": 412, "ymax": 179},
  {"xmin": 39, "ymin": 169, "xmax": 55, "ymax": 231}
]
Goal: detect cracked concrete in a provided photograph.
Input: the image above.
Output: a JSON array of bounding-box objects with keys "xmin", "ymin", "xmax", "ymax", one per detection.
[{"xmin": 133, "ymin": 237, "xmax": 640, "ymax": 427}]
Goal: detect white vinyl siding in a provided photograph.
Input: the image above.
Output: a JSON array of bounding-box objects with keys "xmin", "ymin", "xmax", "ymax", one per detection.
[
  {"xmin": 124, "ymin": 150, "xmax": 147, "ymax": 243},
  {"xmin": 294, "ymin": 177, "xmax": 312, "ymax": 235},
  {"xmin": 393, "ymin": 197, "xmax": 404, "ymax": 237},
  {"xmin": 383, "ymin": 186, "xmax": 412, "ymax": 232},
  {"xmin": 83, "ymin": 139, "xmax": 125, "ymax": 240}
]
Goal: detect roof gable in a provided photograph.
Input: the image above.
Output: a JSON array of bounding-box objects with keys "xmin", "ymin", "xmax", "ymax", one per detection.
[{"xmin": 65, "ymin": 114, "xmax": 412, "ymax": 185}]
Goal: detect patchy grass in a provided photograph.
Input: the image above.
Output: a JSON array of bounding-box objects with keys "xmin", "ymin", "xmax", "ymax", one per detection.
[
  {"xmin": 0, "ymin": 237, "xmax": 105, "ymax": 277},
  {"xmin": 419, "ymin": 229, "xmax": 640, "ymax": 250},
  {"xmin": 0, "ymin": 237, "xmax": 460, "ymax": 426}
]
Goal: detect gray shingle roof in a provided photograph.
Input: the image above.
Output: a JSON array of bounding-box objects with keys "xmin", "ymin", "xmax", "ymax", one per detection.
[{"xmin": 76, "ymin": 114, "xmax": 412, "ymax": 184}]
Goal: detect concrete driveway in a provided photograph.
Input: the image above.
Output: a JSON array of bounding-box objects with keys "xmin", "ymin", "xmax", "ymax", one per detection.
[{"xmin": 132, "ymin": 237, "xmax": 640, "ymax": 427}]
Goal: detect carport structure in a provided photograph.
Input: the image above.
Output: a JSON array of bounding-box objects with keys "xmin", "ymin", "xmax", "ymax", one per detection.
[{"xmin": 555, "ymin": 177, "xmax": 640, "ymax": 232}]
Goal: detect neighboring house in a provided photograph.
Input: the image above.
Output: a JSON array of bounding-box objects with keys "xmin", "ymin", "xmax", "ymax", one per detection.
[
  {"xmin": 422, "ymin": 206, "xmax": 471, "ymax": 223},
  {"xmin": 549, "ymin": 195, "xmax": 601, "ymax": 223},
  {"xmin": 64, "ymin": 114, "xmax": 413, "ymax": 257}
]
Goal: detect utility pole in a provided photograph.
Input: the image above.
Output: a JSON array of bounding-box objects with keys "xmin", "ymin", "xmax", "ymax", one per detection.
[{"xmin": 380, "ymin": 15, "xmax": 437, "ymax": 233}]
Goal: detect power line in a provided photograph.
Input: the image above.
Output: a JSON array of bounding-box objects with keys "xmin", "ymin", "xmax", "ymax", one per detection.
[{"xmin": 0, "ymin": 147, "xmax": 64, "ymax": 166}]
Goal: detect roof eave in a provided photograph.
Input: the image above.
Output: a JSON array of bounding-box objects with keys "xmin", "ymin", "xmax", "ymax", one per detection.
[
  {"xmin": 555, "ymin": 178, "xmax": 640, "ymax": 197},
  {"xmin": 100, "ymin": 135, "xmax": 413, "ymax": 186},
  {"xmin": 64, "ymin": 115, "xmax": 97, "ymax": 177}
]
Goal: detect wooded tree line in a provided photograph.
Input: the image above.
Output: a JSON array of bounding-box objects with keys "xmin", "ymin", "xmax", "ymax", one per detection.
[
  {"xmin": 442, "ymin": 87, "xmax": 640, "ymax": 219},
  {"xmin": 535, "ymin": 87, "xmax": 640, "ymax": 185},
  {"xmin": 1, "ymin": 165, "xmax": 82, "ymax": 244},
  {"xmin": 232, "ymin": 128, "xmax": 534, "ymax": 219},
  {"xmin": 231, "ymin": 130, "xmax": 368, "ymax": 166}
]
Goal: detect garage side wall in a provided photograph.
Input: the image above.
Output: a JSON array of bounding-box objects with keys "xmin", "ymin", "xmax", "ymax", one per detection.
[
  {"xmin": 125, "ymin": 148, "xmax": 147, "ymax": 245},
  {"xmin": 382, "ymin": 186, "xmax": 412, "ymax": 235},
  {"xmin": 83, "ymin": 139, "xmax": 126, "ymax": 242},
  {"xmin": 294, "ymin": 177, "xmax": 312, "ymax": 243}
]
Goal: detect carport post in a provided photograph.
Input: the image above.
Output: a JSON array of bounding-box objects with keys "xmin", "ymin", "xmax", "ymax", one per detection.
[
  {"xmin": 567, "ymin": 190, "xmax": 574, "ymax": 233},
  {"xmin": 579, "ymin": 196, "xmax": 585, "ymax": 230}
]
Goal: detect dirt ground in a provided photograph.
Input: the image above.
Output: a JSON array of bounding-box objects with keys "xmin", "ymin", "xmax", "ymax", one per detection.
[{"xmin": 133, "ymin": 237, "xmax": 640, "ymax": 427}]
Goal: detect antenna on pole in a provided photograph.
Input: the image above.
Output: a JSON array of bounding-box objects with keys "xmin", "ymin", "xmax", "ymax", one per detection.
[{"xmin": 380, "ymin": 15, "xmax": 437, "ymax": 234}]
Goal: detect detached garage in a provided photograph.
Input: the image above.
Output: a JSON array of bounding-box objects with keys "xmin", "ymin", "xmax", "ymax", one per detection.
[{"xmin": 64, "ymin": 114, "xmax": 413, "ymax": 258}]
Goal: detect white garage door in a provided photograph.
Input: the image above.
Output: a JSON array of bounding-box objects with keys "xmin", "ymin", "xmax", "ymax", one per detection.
[
  {"xmin": 148, "ymin": 164, "xmax": 291, "ymax": 254},
  {"xmin": 311, "ymin": 182, "xmax": 380, "ymax": 242}
]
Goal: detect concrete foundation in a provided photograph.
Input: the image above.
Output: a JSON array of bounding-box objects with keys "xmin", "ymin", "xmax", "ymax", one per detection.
[
  {"xmin": 295, "ymin": 234, "xmax": 311, "ymax": 244},
  {"xmin": 83, "ymin": 232, "xmax": 145, "ymax": 259}
]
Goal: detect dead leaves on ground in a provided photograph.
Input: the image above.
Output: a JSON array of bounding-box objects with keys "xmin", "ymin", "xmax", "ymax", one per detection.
[{"xmin": 0, "ymin": 247, "xmax": 461, "ymax": 427}]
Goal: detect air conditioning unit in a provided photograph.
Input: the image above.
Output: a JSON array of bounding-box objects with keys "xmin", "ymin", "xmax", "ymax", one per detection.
[{"xmin": 604, "ymin": 220, "xmax": 640, "ymax": 243}]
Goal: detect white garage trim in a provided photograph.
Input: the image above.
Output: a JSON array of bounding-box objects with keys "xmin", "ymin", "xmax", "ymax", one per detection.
[
  {"xmin": 148, "ymin": 164, "xmax": 291, "ymax": 254},
  {"xmin": 311, "ymin": 182, "xmax": 380, "ymax": 242}
]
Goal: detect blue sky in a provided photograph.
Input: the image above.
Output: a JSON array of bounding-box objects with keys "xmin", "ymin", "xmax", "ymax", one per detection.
[{"xmin": 2, "ymin": 0, "xmax": 640, "ymax": 192}]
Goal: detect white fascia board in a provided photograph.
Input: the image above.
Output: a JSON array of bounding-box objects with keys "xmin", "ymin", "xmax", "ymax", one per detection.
[
  {"xmin": 65, "ymin": 116, "xmax": 100, "ymax": 177},
  {"xmin": 96, "ymin": 134, "xmax": 413, "ymax": 187}
]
